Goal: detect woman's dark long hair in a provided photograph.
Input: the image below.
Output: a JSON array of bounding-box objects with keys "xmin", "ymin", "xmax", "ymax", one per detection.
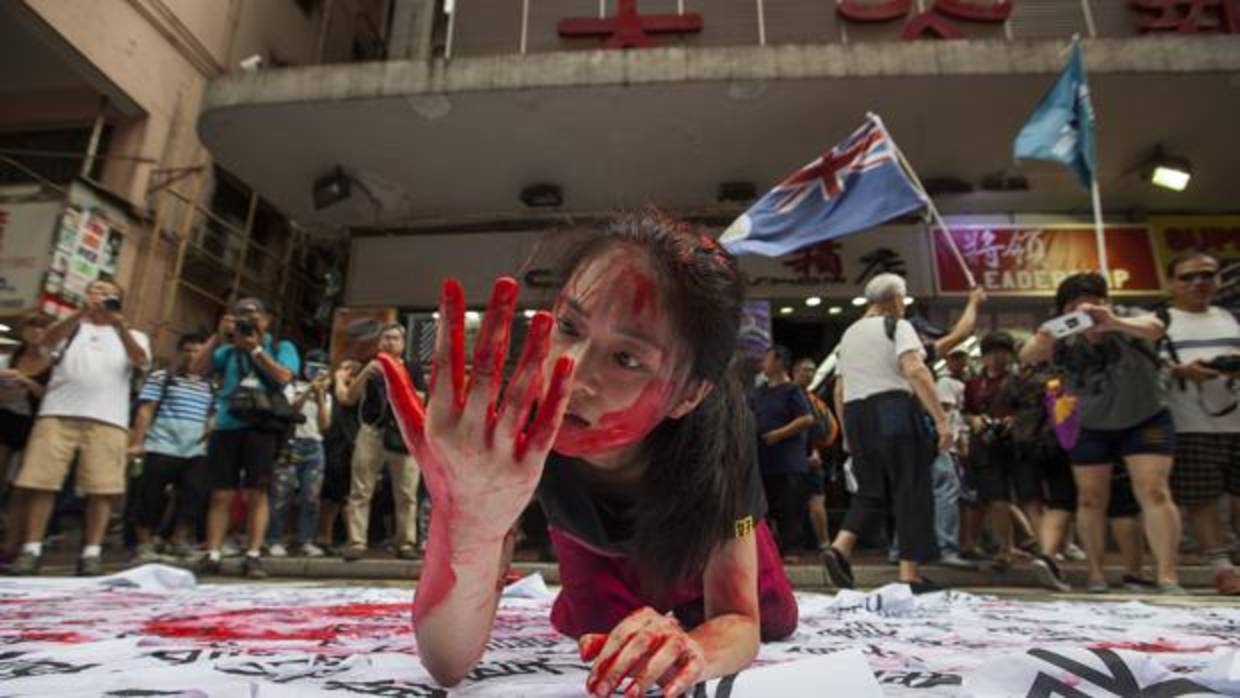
[{"xmin": 550, "ymin": 212, "xmax": 754, "ymax": 596}]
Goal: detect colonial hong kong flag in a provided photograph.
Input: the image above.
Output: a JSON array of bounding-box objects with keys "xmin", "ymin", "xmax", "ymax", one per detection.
[{"xmin": 720, "ymin": 116, "xmax": 927, "ymax": 257}]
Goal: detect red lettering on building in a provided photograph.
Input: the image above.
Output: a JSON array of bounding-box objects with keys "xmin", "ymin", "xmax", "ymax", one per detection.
[
  {"xmin": 558, "ymin": 0, "xmax": 703, "ymax": 49},
  {"xmin": 782, "ymin": 241, "xmax": 845, "ymax": 281},
  {"xmin": 838, "ymin": 0, "xmax": 1012, "ymax": 41},
  {"xmin": 1131, "ymin": 0, "xmax": 1240, "ymax": 34}
]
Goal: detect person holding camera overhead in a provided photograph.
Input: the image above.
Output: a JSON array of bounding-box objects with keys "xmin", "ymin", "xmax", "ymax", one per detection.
[
  {"xmin": 8, "ymin": 278, "xmax": 150, "ymax": 576},
  {"xmin": 192, "ymin": 298, "xmax": 299, "ymax": 578},
  {"xmin": 1159, "ymin": 252, "xmax": 1240, "ymax": 595}
]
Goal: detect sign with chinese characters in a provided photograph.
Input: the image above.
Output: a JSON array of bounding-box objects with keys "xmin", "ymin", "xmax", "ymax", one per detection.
[
  {"xmin": 1132, "ymin": 0, "xmax": 1240, "ymax": 35},
  {"xmin": 932, "ymin": 225, "xmax": 1161, "ymax": 296},
  {"xmin": 558, "ymin": 0, "xmax": 703, "ymax": 49},
  {"xmin": 740, "ymin": 225, "xmax": 933, "ymax": 300},
  {"xmin": 837, "ymin": 0, "xmax": 1013, "ymax": 41},
  {"xmin": 0, "ymin": 195, "xmax": 61, "ymax": 314}
]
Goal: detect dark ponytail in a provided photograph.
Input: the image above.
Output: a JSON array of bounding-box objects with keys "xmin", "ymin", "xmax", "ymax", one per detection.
[{"xmin": 552, "ymin": 211, "xmax": 754, "ymax": 595}]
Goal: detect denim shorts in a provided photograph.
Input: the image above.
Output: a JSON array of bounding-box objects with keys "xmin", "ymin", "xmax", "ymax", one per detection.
[{"xmin": 1069, "ymin": 410, "xmax": 1175, "ymax": 466}]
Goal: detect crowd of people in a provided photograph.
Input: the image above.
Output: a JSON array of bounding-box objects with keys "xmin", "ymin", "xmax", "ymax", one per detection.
[
  {"xmin": 749, "ymin": 252, "xmax": 1240, "ymax": 597},
  {"xmin": 0, "ymin": 246, "xmax": 1236, "ymax": 603}
]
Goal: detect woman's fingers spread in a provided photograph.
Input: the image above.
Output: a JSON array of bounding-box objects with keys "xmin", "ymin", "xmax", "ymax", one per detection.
[
  {"xmin": 375, "ymin": 354, "xmax": 426, "ymax": 451},
  {"xmin": 429, "ymin": 278, "xmax": 466, "ymax": 414},
  {"xmin": 625, "ymin": 636, "xmax": 680, "ymax": 698},
  {"xmin": 498, "ymin": 311, "xmax": 551, "ymax": 445},
  {"xmin": 465, "ymin": 277, "xmax": 519, "ymax": 433},
  {"xmin": 518, "ymin": 354, "xmax": 574, "ymax": 461}
]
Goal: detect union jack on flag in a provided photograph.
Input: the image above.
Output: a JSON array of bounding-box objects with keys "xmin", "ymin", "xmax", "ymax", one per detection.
[{"xmin": 721, "ymin": 115, "xmax": 927, "ymax": 257}]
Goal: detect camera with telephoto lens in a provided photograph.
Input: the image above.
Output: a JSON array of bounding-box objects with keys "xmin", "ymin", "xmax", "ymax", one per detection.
[
  {"xmin": 102, "ymin": 296, "xmax": 122, "ymax": 313},
  {"xmin": 235, "ymin": 318, "xmax": 258, "ymax": 338},
  {"xmin": 1203, "ymin": 355, "xmax": 1240, "ymax": 374},
  {"xmin": 976, "ymin": 416, "xmax": 1010, "ymax": 446}
]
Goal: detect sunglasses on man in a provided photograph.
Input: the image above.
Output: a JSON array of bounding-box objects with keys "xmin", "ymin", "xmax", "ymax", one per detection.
[{"xmin": 1176, "ymin": 270, "xmax": 1217, "ymax": 283}]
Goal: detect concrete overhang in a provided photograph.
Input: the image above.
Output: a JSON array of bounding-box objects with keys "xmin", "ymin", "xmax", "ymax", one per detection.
[{"xmin": 199, "ymin": 38, "xmax": 1240, "ymax": 228}]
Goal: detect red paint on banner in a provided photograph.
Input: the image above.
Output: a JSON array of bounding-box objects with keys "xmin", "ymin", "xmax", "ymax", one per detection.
[
  {"xmin": 143, "ymin": 603, "xmax": 411, "ymax": 643},
  {"xmin": 18, "ymin": 630, "xmax": 91, "ymax": 643},
  {"xmin": 1090, "ymin": 640, "xmax": 1217, "ymax": 653}
]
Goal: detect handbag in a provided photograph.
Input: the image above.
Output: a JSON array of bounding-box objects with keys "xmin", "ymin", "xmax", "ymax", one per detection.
[{"xmin": 228, "ymin": 347, "xmax": 298, "ymax": 433}]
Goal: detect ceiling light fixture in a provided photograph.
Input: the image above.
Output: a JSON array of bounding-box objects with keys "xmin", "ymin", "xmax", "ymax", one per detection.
[
  {"xmin": 1148, "ymin": 147, "xmax": 1192, "ymax": 191},
  {"xmin": 828, "ymin": 306, "xmax": 842, "ymax": 315},
  {"xmin": 312, "ymin": 166, "xmax": 352, "ymax": 210},
  {"xmin": 779, "ymin": 306, "xmax": 794, "ymax": 315},
  {"xmin": 851, "ymin": 296, "xmax": 866, "ymax": 307},
  {"xmin": 805, "ymin": 296, "xmax": 822, "ymax": 307}
]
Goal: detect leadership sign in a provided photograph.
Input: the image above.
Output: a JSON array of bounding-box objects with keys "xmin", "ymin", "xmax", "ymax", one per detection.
[{"xmin": 933, "ymin": 225, "xmax": 1160, "ymax": 296}]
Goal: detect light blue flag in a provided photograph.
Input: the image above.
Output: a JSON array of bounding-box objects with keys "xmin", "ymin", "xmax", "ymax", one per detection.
[{"xmin": 1013, "ymin": 43, "xmax": 1096, "ymax": 189}]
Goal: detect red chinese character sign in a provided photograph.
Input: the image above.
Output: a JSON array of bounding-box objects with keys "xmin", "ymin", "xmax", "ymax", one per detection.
[
  {"xmin": 558, "ymin": 0, "xmax": 703, "ymax": 49},
  {"xmin": 738, "ymin": 227, "xmax": 932, "ymax": 299},
  {"xmin": 933, "ymin": 225, "xmax": 1161, "ymax": 295},
  {"xmin": 837, "ymin": 0, "xmax": 1013, "ymax": 40},
  {"xmin": 1131, "ymin": 0, "xmax": 1240, "ymax": 34}
]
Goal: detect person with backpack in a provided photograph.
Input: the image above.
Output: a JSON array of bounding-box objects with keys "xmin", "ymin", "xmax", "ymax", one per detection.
[
  {"xmin": 191, "ymin": 298, "xmax": 300, "ymax": 579},
  {"xmin": 127, "ymin": 333, "xmax": 214, "ymax": 562},
  {"xmin": 339, "ymin": 323, "xmax": 427, "ymax": 561},
  {"xmin": 8, "ymin": 278, "xmax": 151, "ymax": 576},
  {"xmin": 1020, "ymin": 272, "xmax": 1182, "ymax": 594},
  {"xmin": 822, "ymin": 273, "xmax": 953, "ymax": 593},
  {"xmin": 1159, "ymin": 251, "xmax": 1240, "ymax": 595}
]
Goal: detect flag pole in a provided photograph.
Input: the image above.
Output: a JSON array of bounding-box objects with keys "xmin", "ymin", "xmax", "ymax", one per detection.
[
  {"xmin": 1090, "ymin": 176, "xmax": 1109, "ymax": 285},
  {"xmin": 869, "ymin": 112, "xmax": 977, "ymax": 289}
]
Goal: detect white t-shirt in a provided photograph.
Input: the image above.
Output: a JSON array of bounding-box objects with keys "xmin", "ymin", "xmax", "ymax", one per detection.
[
  {"xmin": 837, "ymin": 315, "xmax": 924, "ymax": 403},
  {"xmin": 1161, "ymin": 306, "xmax": 1240, "ymax": 434},
  {"xmin": 40, "ymin": 321, "xmax": 151, "ymax": 429},
  {"xmin": 935, "ymin": 375, "xmax": 967, "ymax": 451},
  {"xmin": 284, "ymin": 380, "xmax": 331, "ymax": 441}
]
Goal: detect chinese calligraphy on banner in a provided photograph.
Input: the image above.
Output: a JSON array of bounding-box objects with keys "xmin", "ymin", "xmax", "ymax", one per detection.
[{"xmin": 932, "ymin": 225, "xmax": 1161, "ymax": 295}]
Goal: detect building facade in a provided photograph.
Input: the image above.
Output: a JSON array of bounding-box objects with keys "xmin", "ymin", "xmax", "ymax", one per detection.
[
  {"xmin": 1, "ymin": 0, "xmax": 387, "ymax": 357},
  {"xmin": 190, "ymin": 1, "xmax": 1239, "ymax": 354}
]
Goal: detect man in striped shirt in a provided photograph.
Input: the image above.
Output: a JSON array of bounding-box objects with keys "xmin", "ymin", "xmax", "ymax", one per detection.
[
  {"xmin": 128, "ymin": 333, "xmax": 214, "ymax": 561},
  {"xmin": 1161, "ymin": 252, "xmax": 1240, "ymax": 595}
]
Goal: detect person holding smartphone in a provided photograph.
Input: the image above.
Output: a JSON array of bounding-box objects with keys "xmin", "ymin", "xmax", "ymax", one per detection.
[
  {"xmin": 265, "ymin": 349, "xmax": 333, "ymax": 557},
  {"xmin": 8, "ymin": 278, "xmax": 150, "ymax": 576}
]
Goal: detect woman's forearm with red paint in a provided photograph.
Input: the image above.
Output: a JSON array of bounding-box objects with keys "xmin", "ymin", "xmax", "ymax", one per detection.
[
  {"xmin": 578, "ymin": 533, "xmax": 761, "ymax": 698},
  {"xmin": 379, "ymin": 277, "xmax": 575, "ymax": 686}
]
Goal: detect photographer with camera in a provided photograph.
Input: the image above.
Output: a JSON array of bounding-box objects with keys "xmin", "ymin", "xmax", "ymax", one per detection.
[
  {"xmin": 191, "ymin": 298, "xmax": 299, "ymax": 578},
  {"xmin": 1021, "ymin": 272, "xmax": 1182, "ymax": 594},
  {"xmin": 264, "ymin": 349, "xmax": 332, "ymax": 558},
  {"xmin": 339, "ymin": 323, "xmax": 427, "ymax": 561},
  {"xmin": 1160, "ymin": 251, "xmax": 1240, "ymax": 595},
  {"xmin": 8, "ymin": 279, "xmax": 150, "ymax": 576},
  {"xmin": 964, "ymin": 331, "xmax": 1047, "ymax": 573}
]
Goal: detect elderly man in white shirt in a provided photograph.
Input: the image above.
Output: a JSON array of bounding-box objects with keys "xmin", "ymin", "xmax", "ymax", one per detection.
[{"xmin": 821, "ymin": 273, "xmax": 952, "ymax": 594}]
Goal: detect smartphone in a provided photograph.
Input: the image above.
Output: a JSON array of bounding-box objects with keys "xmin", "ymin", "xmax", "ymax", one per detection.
[
  {"xmin": 1041, "ymin": 310, "xmax": 1095, "ymax": 339},
  {"xmin": 306, "ymin": 361, "xmax": 330, "ymax": 380}
]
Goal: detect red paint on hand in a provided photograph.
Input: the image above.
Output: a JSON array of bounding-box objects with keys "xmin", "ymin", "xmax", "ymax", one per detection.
[{"xmin": 579, "ymin": 633, "xmax": 607, "ymax": 661}]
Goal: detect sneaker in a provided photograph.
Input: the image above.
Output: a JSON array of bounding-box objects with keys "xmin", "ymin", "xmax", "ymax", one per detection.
[
  {"xmin": 1087, "ymin": 578, "xmax": 1109, "ymax": 594},
  {"xmin": 1031, "ymin": 554, "xmax": 1072, "ymax": 593},
  {"xmin": 821, "ymin": 547, "xmax": 855, "ymax": 590},
  {"xmin": 342, "ymin": 545, "xmax": 365, "ymax": 562},
  {"xmin": 8, "ymin": 551, "xmax": 41, "ymax": 576},
  {"xmin": 298, "ymin": 542, "xmax": 326, "ymax": 558},
  {"xmin": 907, "ymin": 577, "xmax": 945, "ymax": 595},
  {"xmin": 936, "ymin": 553, "xmax": 979, "ymax": 571},
  {"xmin": 220, "ymin": 541, "xmax": 242, "ymax": 558},
  {"xmin": 1122, "ymin": 574, "xmax": 1158, "ymax": 592},
  {"xmin": 194, "ymin": 555, "xmax": 222, "ymax": 575},
  {"xmin": 132, "ymin": 543, "xmax": 163, "ymax": 564},
  {"xmin": 76, "ymin": 556, "xmax": 103, "ymax": 577},
  {"xmin": 395, "ymin": 545, "xmax": 419, "ymax": 560},
  {"xmin": 266, "ymin": 543, "xmax": 288, "ymax": 558},
  {"xmin": 242, "ymin": 555, "xmax": 268, "ymax": 579},
  {"xmin": 1214, "ymin": 568, "xmax": 1240, "ymax": 595},
  {"xmin": 1155, "ymin": 581, "xmax": 1188, "ymax": 595},
  {"xmin": 1063, "ymin": 543, "xmax": 1087, "ymax": 562}
]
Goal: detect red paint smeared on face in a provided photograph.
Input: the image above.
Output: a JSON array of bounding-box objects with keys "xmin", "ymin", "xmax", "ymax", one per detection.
[
  {"xmin": 626, "ymin": 264, "xmax": 657, "ymax": 320},
  {"xmin": 554, "ymin": 378, "xmax": 674, "ymax": 457},
  {"xmin": 143, "ymin": 603, "xmax": 412, "ymax": 643}
]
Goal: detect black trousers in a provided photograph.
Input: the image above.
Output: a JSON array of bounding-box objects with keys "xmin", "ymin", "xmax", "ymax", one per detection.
[
  {"xmin": 132, "ymin": 453, "xmax": 209, "ymax": 533},
  {"xmin": 841, "ymin": 391, "xmax": 939, "ymax": 563},
  {"xmin": 762, "ymin": 472, "xmax": 811, "ymax": 554}
]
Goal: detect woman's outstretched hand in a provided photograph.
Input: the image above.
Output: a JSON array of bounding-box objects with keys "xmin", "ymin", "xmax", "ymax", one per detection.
[{"xmin": 375, "ymin": 276, "xmax": 575, "ymax": 556}]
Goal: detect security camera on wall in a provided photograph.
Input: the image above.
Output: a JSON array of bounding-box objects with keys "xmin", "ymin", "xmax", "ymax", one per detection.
[{"xmin": 239, "ymin": 54, "xmax": 265, "ymax": 71}]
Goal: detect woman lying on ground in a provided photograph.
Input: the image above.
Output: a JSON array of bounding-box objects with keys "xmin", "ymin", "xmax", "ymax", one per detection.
[{"xmin": 377, "ymin": 213, "xmax": 798, "ymax": 697}]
